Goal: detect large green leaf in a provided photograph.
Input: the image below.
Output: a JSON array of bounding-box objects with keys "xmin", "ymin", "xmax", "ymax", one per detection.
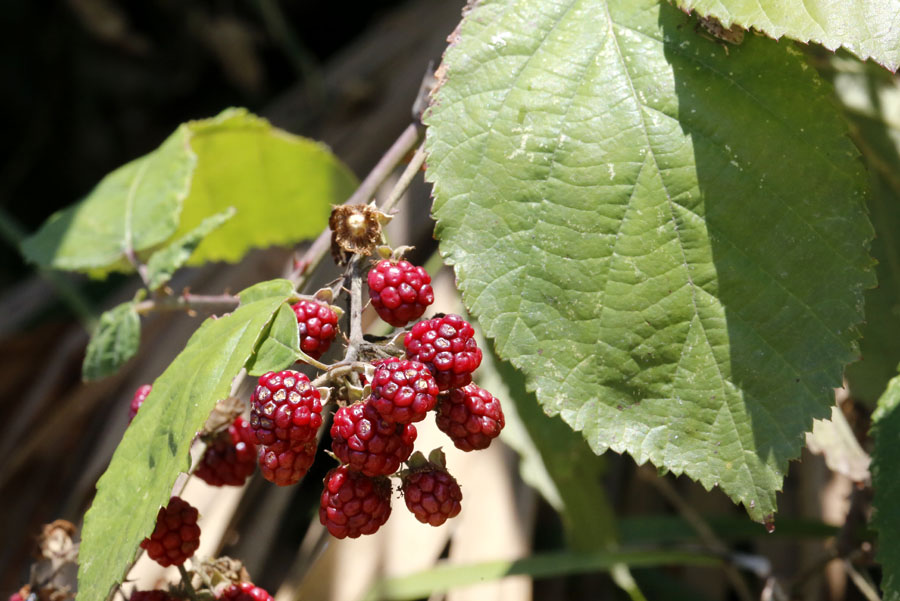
[
  {"xmin": 82, "ymin": 301, "xmax": 141, "ymax": 381},
  {"xmin": 21, "ymin": 127, "xmax": 194, "ymax": 272},
  {"xmin": 673, "ymin": 0, "xmax": 900, "ymax": 72},
  {"xmin": 872, "ymin": 373, "xmax": 900, "ymax": 601},
  {"xmin": 425, "ymin": 0, "xmax": 873, "ymax": 522},
  {"xmin": 77, "ymin": 279, "xmax": 294, "ymax": 601},
  {"xmin": 22, "ymin": 108, "xmax": 356, "ymax": 275},
  {"xmin": 174, "ymin": 108, "xmax": 357, "ymax": 264},
  {"xmin": 833, "ymin": 59, "xmax": 900, "ymax": 405}
]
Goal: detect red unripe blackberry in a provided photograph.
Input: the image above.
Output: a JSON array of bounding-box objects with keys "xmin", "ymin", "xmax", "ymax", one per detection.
[
  {"xmin": 128, "ymin": 384, "xmax": 153, "ymax": 423},
  {"xmin": 291, "ymin": 300, "xmax": 338, "ymax": 360},
  {"xmin": 370, "ymin": 358, "xmax": 439, "ymax": 424},
  {"xmin": 404, "ymin": 314, "xmax": 482, "ymax": 390},
  {"xmin": 250, "ymin": 370, "xmax": 323, "ymax": 446},
  {"xmin": 319, "ymin": 465, "xmax": 392, "ymax": 539},
  {"xmin": 219, "ymin": 582, "xmax": 274, "ymax": 601},
  {"xmin": 139, "ymin": 496, "xmax": 200, "ymax": 567},
  {"xmin": 402, "ymin": 466, "xmax": 462, "ymax": 526},
  {"xmin": 130, "ymin": 591, "xmax": 175, "ymax": 601},
  {"xmin": 367, "ymin": 260, "xmax": 434, "ymax": 327},
  {"xmin": 331, "ymin": 401, "xmax": 416, "ymax": 476},
  {"xmin": 258, "ymin": 439, "xmax": 317, "ymax": 486},
  {"xmin": 436, "ymin": 384, "xmax": 505, "ymax": 451},
  {"xmin": 195, "ymin": 417, "xmax": 257, "ymax": 487}
]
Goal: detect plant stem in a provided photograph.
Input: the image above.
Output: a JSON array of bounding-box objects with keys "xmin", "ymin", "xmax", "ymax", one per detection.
[
  {"xmin": 381, "ymin": 142, "xmax": 426, "ymax": 215},
  {"xmin": 177, "ymin": 565, "xmax": 201, "ymax": 601},
  {"xmin": 134, "ymin": 292, "xmax": 240, "ymax": 315},
  {"xmin": 342, "ymin": 255, "xmax": 364, "ymax": 364},
  {"xmin": 639, "ymin": 469, "xmax": 756, "ymax": 601}
]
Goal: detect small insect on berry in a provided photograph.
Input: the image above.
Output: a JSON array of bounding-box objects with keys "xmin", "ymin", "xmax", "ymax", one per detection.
[
  {"xmin": 194, "ymin": 417, "xmax": 257, "ymax": 487},
  {"xmin": 369, "ymin": 358, "xmax": 439, "ymax": 424},
  {"xmin": 139, "ymin": 496, "xmax": 200, "ymax": 567},
  {"xmin": 436, "ymin": 384, "xmax": 505, "ymax": 451},
  {"xmin": 250, "ymin": 370, "xmax": 323, "ymax": 446},
  {"xmin": 319, "ymin": 465, "xmax": 392, "ymax": 539},
  {"xmin": 367, "ymin": 260, "xmax": 435, "ymax": 327},
  {"xmin": 128, "ymin": 384, "xmax": 153, "ymax": 423},
  {"xmin": 218, "ymin": 582, "xmax": 274, "ymax": 601},
  {"xmin": 291, "ymin": 300, "xmax": 339, "ymax": 360},
  {"xmin": 404, "ymin": 314, "xmax": 482, "ymax": 390},
  {"xmin": 331, "ymin": 401, "xmax": 417, "ymax": 476}
]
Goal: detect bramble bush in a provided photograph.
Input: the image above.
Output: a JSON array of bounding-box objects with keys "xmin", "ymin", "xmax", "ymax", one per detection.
[{"xmin": 13, "ymin": 1, "xmax": 900, "ymax": 599}]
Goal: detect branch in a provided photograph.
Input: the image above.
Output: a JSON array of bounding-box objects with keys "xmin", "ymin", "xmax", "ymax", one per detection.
[{"xmin": 134, "ymin": 292, "xmax": 239, "ymax": 315}]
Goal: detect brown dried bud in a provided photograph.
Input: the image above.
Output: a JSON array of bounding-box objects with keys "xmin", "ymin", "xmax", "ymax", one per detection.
[
  {"xmin": 329, "ymin": 204, "xmax": 387, "ymax": 263},
  {"xmin": 36, "ymin": 520, "xmax": 77, "ymax": 561}
]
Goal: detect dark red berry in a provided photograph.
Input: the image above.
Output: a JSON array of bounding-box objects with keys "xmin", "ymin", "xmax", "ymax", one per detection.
[
  {"xmin": 249, "ymin": 370, "xmax": 323, "ymax": 446},
  {"xmin": 369, "ymin": 358, "xmax": 439, "ymax": 424},
  {"xmin": 436, "ymin": 384, "xmax": 504, "ymax": 451},
  {"xmin": 130, "ymin": 591, "xmax": 176, "ymax": 601},
  {"xmin": 139, "ymin": 496, "xmax": 200, "ymax": 567},
  {"xmin": 291, "ymin": 300, "xmax": 338, "ymax": 360},
  {"xmin": 258, "ymin": 439, "xmax": 317, "ymax": 486},
  {"xmin": 404, "ymin": 314, "xmax": 482, "ymax": 390},
  {"xmin": 194, "ymin": 417, "xmax": 257, "ymax": 487},
  {"xmin": 402, "ymin": 466, "xmax": 462, "ymax": 526},
  {"xmin": 319, "ymin": 465, "xmax": 392, "ymax": 539},
  {"xmin": 331, "ymin": 401, "xmax": 416, "ymax": 476},
  {"xmin": 128, "ymin": 384, "xmax": 153, "ymax": 423},
  {"xmin": 367, "ymin": 260, "xmax": 434, "ymax": 327},
  {"xmin": 219, "ymin": 582, "xmax": 274, "ymax": 601}
]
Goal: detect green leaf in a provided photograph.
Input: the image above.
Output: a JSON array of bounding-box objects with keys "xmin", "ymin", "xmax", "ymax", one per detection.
[
  {"xmin": 673, "ymin": 0, "xmax": 900, "ymax": 72},
  {"xmin": 145, "ymin": 207, "xmax": 236, "ymax": 290},
  {"xmin": 362, "ymin": 549, "xmax": 720, "ymax": 601},
  {"xmin": 77, "ymin": 279, "xmax": 293, "ymax": 601},
  {"xmin": 833, "ymin": 59, "xmax": 900, "ymax": 405},
  {"xmin": 21, "ymin": 127, "xmax": 195, "ymax": 273},
  {"xmin": 82, "ymin": 301, "xmax": 141, "ymax": 381},
  {"xmin": 174, "ymin": 108, "xmax": 357, "ymax": 264},
  {"xmin": 247, "ymin": 302, "xmax": 301, "ymax": 376},
  {"xmin": 872, "ymin": 373, "xmax": 900, "ymax": 601},
  {"xmin": 425, "ymin": 0, "xmax": 873, "ymax": 522},
  {"xmin": 22, "ymin": 108, "xmax": 356, "ymax": 276}
]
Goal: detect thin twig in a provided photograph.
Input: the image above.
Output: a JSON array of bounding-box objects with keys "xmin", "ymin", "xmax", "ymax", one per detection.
[
  {"xmin": 342, "ymin": 256, "xmax": 364, "ymax": 364},
  {"xmin": 124, "ymin": 246, "xmax": 151, "ymax": 289},
  {"xmin": 134, "ymin": 292, "xmax": 240, "ymax": 315},
  {"xmin": 381, "ymin": 142, "xmax": 426, "ymax": 215},
  {"xmin": 638, "ymin": 469, "xmax": 756, "ymax": 601},
  {"xmin": 844, "ymin": 559, "xmax": 882, "ymax": 601},
  {"xmin": 177, "ymin": 565, "xmax": 201, "ymax": 601}
]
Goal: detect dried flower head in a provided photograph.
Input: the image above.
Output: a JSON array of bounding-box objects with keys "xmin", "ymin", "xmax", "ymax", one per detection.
[{"xmin": 329, "ymin": 204, "xmax": 390, "ymax": 263}]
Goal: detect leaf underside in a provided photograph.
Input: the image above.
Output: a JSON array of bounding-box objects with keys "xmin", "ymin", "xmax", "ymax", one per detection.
[
  {"xmin": 77, "ymin": 279, "xmax": 294, "ymax": 601},
  {"xmin": 82, "ymin": 301, "xmax": 142, "ymax": 381},
  {"xmin": 672, "ymin": 0, "xmax": 900, "ymax": 72},
  {"xmin": 425, "ymin": 0, "xmax": 873, "ymax": 521}
]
